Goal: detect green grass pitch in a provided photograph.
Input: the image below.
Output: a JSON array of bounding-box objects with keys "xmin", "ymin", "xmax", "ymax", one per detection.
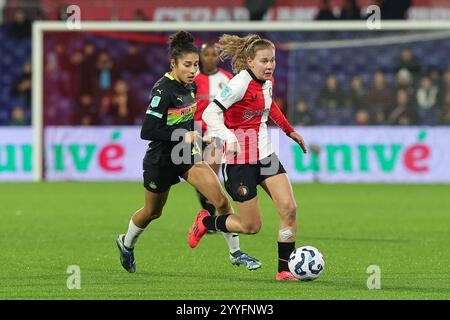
[{"xmin": 0, "ymin": 182, "xmax": 449, "ymax": 300}]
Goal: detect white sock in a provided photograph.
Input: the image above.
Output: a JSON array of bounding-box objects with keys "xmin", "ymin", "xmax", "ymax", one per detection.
[
  {"xmin": 124, "ymin": 218, "xmax": 145, "ymax": 249},
  {"xmin": 223, "ymin": 232, "xmax": 240, "ymax": 254}
]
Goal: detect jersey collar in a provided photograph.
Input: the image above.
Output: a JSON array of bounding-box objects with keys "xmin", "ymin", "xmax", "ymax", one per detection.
[
  {"xmin": 164, "ymin": 72, "xmax": 175, "ymax": 80},
  {"xmin": 200, "ymin": 68, "xmax": 220, "ymax": 76},
  {"xmin": 165, "ymin": 71, "xmax": 195, "ymax": 91},
  {"xmin": 246, "ymin": 69, "xmax": 266, "ymax": 84}
]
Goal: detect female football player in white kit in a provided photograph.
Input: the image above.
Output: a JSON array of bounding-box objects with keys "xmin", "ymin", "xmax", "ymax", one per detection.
[
  {"xmin": 188, "ymin": 34, "xmax": 308, "ymax": 281},
  {"xmin": 192, "ymin": 42, "xmax": 262, "ymax": 269}
]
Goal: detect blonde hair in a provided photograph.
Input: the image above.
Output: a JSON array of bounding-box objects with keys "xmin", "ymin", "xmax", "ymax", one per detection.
[{"xmin": 217, "ymin": 34, "xmax": 275, "ymax": 73}]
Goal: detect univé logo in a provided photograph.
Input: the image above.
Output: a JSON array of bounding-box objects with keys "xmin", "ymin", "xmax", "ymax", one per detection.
[
  {"xmin": 403, "ymin": 131, "xmax": 430, "ymax": 173},
  {"xmin": 293, "ymin": 131, "xmax": 431, "ymax": 174},
  {"xmin": 52, "ymin": 131, "xmax": 125, "ymax": 173}
]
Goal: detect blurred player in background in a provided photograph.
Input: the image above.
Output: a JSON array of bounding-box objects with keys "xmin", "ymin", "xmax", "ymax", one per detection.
[
  {"xmin": 116, "ymin": 31, "xmax": 261, "ymax": 273},
  {"xmin": 188, "ymin": 34, "xmax": 308, "ymax": 281},
  {"xmin": 194, "ymin": 42, "xmax": 233, "ymax": 218}
]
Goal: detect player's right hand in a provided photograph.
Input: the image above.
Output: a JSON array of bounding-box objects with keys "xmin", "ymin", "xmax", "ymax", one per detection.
[
  {"xmin": 184, "ymin": 131, "xmax": 199, "ymax": 144},
  {"xmin": 289, "ymin": 131, "xmax": 308, "ymax": 154}
]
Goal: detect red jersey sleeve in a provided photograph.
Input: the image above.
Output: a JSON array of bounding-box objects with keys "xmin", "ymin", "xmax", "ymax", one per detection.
[{"xmin": 269, "ymin": 100, "xmax": 295, "ymax": 135}]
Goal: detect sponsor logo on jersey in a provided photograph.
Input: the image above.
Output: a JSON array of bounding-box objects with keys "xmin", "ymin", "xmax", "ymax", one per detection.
[
  {"xmin": 167, "ymin": 103, "xmax": 197, "ymax": 125},
  {"xmin": 243, "ymin": 109, "xmax": 269, "ymax": 120}
]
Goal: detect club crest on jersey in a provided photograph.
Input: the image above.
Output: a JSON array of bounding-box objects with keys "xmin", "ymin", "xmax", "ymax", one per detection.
[
  {"xmin": 220, "ymin": 86, "xmax": 232, "ymax": 99},
  {"xmin": 149, "ymin": 181, "xmax": 158, "ymax": 190},
  {"xmin": 237, "ymin": 184, "xmax": 249, "ymax": 197}
]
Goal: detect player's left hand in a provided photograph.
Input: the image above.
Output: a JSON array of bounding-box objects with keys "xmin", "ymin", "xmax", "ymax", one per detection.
[
  {"xmin": 202, "ymin": 136, "xmax": 213, "ymax": 144},
  {"xmin": 289, "ymin": 132, "xmax": 308, "ymax": 154},
  {"xmin": 202, "ymin": 136, "xmax": 223, "ymax": 148}
]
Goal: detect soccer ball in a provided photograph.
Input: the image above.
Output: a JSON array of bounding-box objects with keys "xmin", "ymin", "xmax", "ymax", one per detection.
[{"xmin": 288, "ymin": 246, "xmax": 325, "ymax": 281}]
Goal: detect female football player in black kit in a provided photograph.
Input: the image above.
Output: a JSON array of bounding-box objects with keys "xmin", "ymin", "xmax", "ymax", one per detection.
[
  {"xmin": 115, "ymin": 31, "xmax": 260, "ymax": 273},
  {"xmin": 194, "ymin": 42, "xmax": 233, "ymax": 218}
]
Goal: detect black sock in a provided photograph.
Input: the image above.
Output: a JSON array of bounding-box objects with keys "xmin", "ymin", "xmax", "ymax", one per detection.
[
  {"xmin": 278, "ymin": 242, "xmax": 295, "ymax": 272},
  {"xmin": 196, "ymin": 190, "xmax": 216, "ymax": 216},
  {"xmin": 202, "ymin": 214, "xmax": 230, "ymax": 232}
]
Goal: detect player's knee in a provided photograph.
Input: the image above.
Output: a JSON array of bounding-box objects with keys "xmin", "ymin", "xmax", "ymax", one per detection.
[
  {"xmin": 144, "ymin": 209, "xmax": 162, "ymax": 221},
  {"xmin": 280, "ymin": 201, "xmax": 297, "ymax": 223},
  {"xmin": 287, "ymin": 201, "xmax": 298, "ymax": 215},
  {"xmin": 151, "ymin": 211, "xmax": 162, "ymax": 220},
  {"xmin": 211, "ymin": 195, "xmax": 230, "ymax": 213},
  {"xmin": 242, "ymin": 222, "xmax": 262, "ymax": 234}
]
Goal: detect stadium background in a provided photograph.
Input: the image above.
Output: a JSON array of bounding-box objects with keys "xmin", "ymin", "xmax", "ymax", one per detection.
[{"xmin": 0, "ymin": 0, "xmax": 449, "ymax": 300}]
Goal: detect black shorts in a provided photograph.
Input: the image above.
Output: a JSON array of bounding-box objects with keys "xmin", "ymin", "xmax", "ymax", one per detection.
[
  {"xmin": 143, "ymin": 163, "xmax": 193, "ymax": 193},
  {"xmin": 222, "ymin": 153, "xmax": 286, "ymax": 203}
]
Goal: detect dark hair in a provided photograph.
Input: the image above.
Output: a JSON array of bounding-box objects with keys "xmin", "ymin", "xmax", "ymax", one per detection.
[
  {"xmin": 168, "ymin": 31, "xmax": 198, "ymax": 63},
  {"xmin": 200, "ymin": 42, "xmax": 216, "ymax": 52},
  {"xmin": 198, "ymin": 42, "xmax": 219, "ymax": 73}
]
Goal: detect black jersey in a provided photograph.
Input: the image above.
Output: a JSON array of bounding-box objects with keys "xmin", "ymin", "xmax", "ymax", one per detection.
[{"xmin": 141, "ymin": 72, "xmax": 198, "ymax": 167}]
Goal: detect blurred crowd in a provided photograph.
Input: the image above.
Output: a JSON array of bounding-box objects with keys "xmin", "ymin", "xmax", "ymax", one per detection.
[
  {"xmin": 293, "ymin": 48, "xmax": 450, "ymax": 126},
  {"xmin": 314, "ymin": 0, "xmax": 411, "ymax": 20},
  {"xmin": 2, "ymin": 1, "xmax": 449, "ymax": 127},
  {"xmin": 0, "ymin": 2, "xmax": 156, "ymax": 127},
  {"xmin": 44, "ymin": 40, "xmax": 148, "ymax": 126}
]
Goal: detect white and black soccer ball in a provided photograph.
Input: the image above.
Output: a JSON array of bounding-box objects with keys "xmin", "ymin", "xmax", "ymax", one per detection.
[{"xmin": 288, "ymin": 246, "xmax": 325, "ymax": 281}]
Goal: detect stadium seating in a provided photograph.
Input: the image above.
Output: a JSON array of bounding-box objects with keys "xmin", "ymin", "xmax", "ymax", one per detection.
[
  {"xmin": 0, "ymin": 23, "xmax": 32, "ymax": 125},
  {"xmin": 1, "ymin": 25, "xmax": 450, "ymax": 125}
]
